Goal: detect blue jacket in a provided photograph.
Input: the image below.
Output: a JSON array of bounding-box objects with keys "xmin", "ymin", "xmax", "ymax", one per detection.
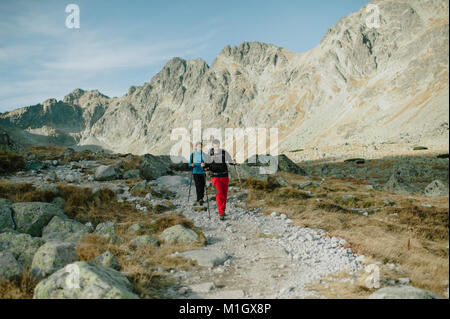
[{"xmin": 189, "ymin": 150, "xmax": 205, "ymax": 174}]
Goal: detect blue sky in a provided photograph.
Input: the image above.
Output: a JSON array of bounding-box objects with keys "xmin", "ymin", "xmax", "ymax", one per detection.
[{"xmin": 0, "ymin": 0, "xmax": 368, "ymax": 112}]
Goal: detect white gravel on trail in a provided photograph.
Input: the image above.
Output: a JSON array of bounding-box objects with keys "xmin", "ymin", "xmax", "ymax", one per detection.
[
  {"xmin": 163, "ymin": 173, "xmax": 364, "ymax": 299},
  {"xmin": 4, "ymin": 165, "xmax": 364, "ymax": 299}
]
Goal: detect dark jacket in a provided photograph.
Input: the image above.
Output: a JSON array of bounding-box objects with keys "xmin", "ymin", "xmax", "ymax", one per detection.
[{"xmin": 204, "ymin": 148, "xmax": 233, "ymax": 177}]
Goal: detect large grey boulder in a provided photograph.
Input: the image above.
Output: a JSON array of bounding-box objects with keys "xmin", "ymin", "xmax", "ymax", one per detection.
[
  {"xmin": 369, "ymin": 286, "xmax": 443, "ymax": 299},
  {"xmin": 383, "ymin": 173, "xmax": 417, "ymax": 194},
  {"xmin": 245, "ymin": 154, "xmax": 307, "ymax": 175},
  {"xmin": 0, "ymin": 205, "xmax": 15, "ymax": 233},
  {"xmin": 139, "ymin": 154, "xmax": 171, "ymax": 180},
  {"xmin": 31, "ymin": 242, "xmax": 78, "ymax": 279},
  {"xmin": 90, "ymin": 251, "xmax": 120, "ymax": 270},
  {"xmin": 424, "ymin": 180, "xmax": 449, "ymax": 197},
  {"xmin": 0, "ymin": 231, "xmax": 44, "ymax": 267},
  {"xmin": 0, "ymin": 251, "xmax": 24, "ymax": 280},
  {"xmin": 33, "ymin": 261, "xmax": 139, "ymax": 299},
  {"xmin": 94, "ymin": 165, "xmax": 118, "ymax": 181},
  {"xmin": 228, "ymin": 164, "xmax": 269, "ymax": 182},
  {"xmin": 159, "ymin": 225, "xmax": 199, "ymax": 244},
  {"xmin": 11, "ymin": 202, "xmax": 67, "ymax": 237},
  {"xmin": 175, "ymin": 249, "xmax": 229, "ymax": 267},
  {"xmin": 94, "ymin": 221, "xmax": 116, "ymax": 236},
  {"xmin": 42, "ymin": 216, "xmax": 91, "ymax": 243},
  {"xmin": 154, "ymin": 175, "xmax": 190, "ymax": 187},
  {"xmin": 130, "ymin": 235, "xmax": 160, "ymax": 248},
  {"xmin": 123, "ymin": 169, "xmax": 140, "ymax": 179}
]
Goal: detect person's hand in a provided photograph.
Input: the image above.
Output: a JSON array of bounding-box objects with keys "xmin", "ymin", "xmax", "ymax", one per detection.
[
  {"xmin": 233, "ymin": 159, "xmax": 236, "ymax": 165},
  {"xmin": 201, "ymin": 163, "xmax": 205, "ymax": 168},
  {"xmin": 191, "ymin": 163, "xmax": 194, "ymax": 167}
]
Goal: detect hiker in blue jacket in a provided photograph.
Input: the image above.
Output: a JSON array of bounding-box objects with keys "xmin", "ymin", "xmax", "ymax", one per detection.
[{"xmin": 189, "ymin": 141, "xmax": 206, "ymax": 205}]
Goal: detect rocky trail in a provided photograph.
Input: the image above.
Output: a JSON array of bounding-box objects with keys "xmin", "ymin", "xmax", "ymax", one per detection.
[
  {"xmin": 2, "ymin": 160, "xmax": 365, "ymax": 299},
  {"xmin": 156, "ymin": 172, "xmax": 363, "ymax": 299}
]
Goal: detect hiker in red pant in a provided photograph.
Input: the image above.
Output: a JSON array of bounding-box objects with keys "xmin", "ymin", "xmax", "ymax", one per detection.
[{"xmin": 202, "ymin": 139, "xmax": 236, "ymax": 220}]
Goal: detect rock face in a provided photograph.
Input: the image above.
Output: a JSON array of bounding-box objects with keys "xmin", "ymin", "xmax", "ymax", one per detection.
[
  {"xmin": 130, "ymin": 235, "xmax": 160, "ymax": 248},
  {"xmin": 1, "ymin": 0, "xmax": 448, "ymax": 155},
  {"xmin": 33, "ymin": 261, "xmax": 139, "ymax": 299},
  {"xmin": 31, "ymin": 242, "xmax": 78, "ymax": 279},
  {"xmin": 11, "ymin": 202, "xmax": 67, "ymax": 237},
  {"xmin": 369, "ymin": 286, "xmax": 443, "ymax": 299},
  {"xmin": 159, "ymin": 225, "xmax": 199, "ymax": 244}
]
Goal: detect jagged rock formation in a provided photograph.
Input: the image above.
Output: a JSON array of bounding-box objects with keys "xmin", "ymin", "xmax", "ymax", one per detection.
[{"xmin": 0, "ymin": 0, "xmax": 448, "ymax": 155}]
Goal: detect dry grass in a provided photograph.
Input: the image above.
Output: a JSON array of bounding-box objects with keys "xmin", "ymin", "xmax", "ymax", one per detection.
[
  {"xmin": 0, "ymin": 151, "xmax": 26, "ymax": 175},
  {"xmin": 0, "ymin": 180, "xmax": 204, "ymax": 298},
  {"xmin": 28, "ymin": 145, "xmax": 64, "ymax": 161},
  {"xmin": 0, "ymin": 182, "xmax": 54, "ymax": 202},
  {"xmin": 243, "ymin": 171, "xmax": 449, "ymax": 297},
  {"xmin": 0, "ymin": 271, "xmax": 38, "ymax": 299}
]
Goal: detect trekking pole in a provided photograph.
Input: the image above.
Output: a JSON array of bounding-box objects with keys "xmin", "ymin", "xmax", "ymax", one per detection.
[
  {"xmin": 188, "ymin": 170, "xmax": 193, "ymax": 203},
  {"xmin": 205, "ymin": 171, "xmax": 211, "ymax": 220},
  {"xmin": 234, "ymin": 163, "xmax": 242, "ymax": 188}
]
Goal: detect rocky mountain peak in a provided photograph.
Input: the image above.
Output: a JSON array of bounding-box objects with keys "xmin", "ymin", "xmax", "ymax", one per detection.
[{"xmin": 63, "ymin": 89, "xmax": 109, "ymax": 108}]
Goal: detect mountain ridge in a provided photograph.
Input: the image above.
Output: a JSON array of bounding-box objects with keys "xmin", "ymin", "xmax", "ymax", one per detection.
[{"xmin": 1, "ymin": 0, "xmax": 448, "ymax": 157}]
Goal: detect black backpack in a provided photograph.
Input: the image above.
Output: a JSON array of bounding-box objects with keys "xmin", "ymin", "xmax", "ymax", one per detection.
[{"xmin": 208, "ymin": 148, "xmax": 228, "ymax": 175}]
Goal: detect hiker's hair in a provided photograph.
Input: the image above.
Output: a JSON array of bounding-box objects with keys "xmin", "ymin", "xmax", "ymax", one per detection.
[
  {"xmin": 195, "ymin": 141, "xmax": 202, "ymax": 147},
  {"xmin": 212, "ymin": 139, "xmax": 221, "ymax": 145}
]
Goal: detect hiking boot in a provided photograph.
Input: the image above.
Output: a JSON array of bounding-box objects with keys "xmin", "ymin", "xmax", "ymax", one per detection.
[
  {"xmin": 219, "ymin": 214, "xmax": 225, "ymax": 221},
  {"xmin": 198, "ymin": 199, "xmax": 204, "ymax": 205}
]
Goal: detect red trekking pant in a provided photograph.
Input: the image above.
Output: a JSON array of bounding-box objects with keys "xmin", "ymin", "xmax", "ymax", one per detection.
[{"xmin": 211, "ymin": 176, "xmax": 229, "ymax": 216}]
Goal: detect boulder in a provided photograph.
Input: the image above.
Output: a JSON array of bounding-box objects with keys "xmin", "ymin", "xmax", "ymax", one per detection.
[
  {"xmin": 0, "ymin": 198, "xmax": 12, "ymax": 206},
  {"xmin": 295, "ymin": 181, "xmax": 320, "ymax": 189},
  {"xmin": 228, "ymin": 164, "xmax": 268, "ymax": 182},
  {"xmin": 123, "ymin": 169, "xmax": 140, "ymax": 179},
  {"xmin": 11, "ymin": 202, "xmax": 67, "ymax": 237},
  {"xmin": 0, "ymin": 251, "xmax": 24, "ymax": 280},
  {"xmin": 271, "ymin": 176, "xmax": 289, "ymax": 187},
  {"xmin": 95, "ymin": 165, "xmax": 118, "ymax": 181},
  {"xmin": 154, "ymin": 175, "xmax": 190, "ymax": 187},
  {"xmin": 94, "ymin": 221, "xmax": 116, "ymax": 237},
  {"xmin": 127, "ymin": 223, "xmax": 142, "ymax": 235},
  {"xmin": 130, "ymin": 235, "xmax": 160, "ymax": 248},
  {"xmin": 383, "ymin": 174, "xmax": 417, "ymax": 194},
  {"xmin": 159, "ymin": 225, "xmax": 199, "ymax": 244},
  {"xmin": 42, "ymin": 216, "xmax": 91, "ymax": 243},
  {"xmin": 139, "ymin": 154, "xmax": 171, "ymax": 180},
  {"xmin": 130, "ymin": 180, "xmax": 151, "ymax": 193},
  {"xmin": 33, "ymin": 261, "xmax": 139, "ymax": 299},
  {"xmin": 0, "ymin": 231, "xmax": 44, "ymax": 267},
  {"xmin": 245, "ymin": 154, "xmax": 307, "ymax": 175},
  {"xmin": 31, "ymin": 242, "xmax": 78, "ymax": 279},
  {"xmin": 0, "ymin": 205, "xmax": 15, "ymax": 232},
  {"xmin": 424, "ymin": 180, "xmax": 449, "ymax": 197},
  {"xmin": 26, "ymin": 160, "xmax": 44, "ymax": 171},
  {"xmin": 91, "ymin": 251, "xmax": 120, "ymax": 270},
  {"xmin": 51, "ymin": 197, "xmax": 66, "ymax": 209},
  {"xmin": 369, "ymin": 286, "xmax": 442, "ymax": 299},
  {"xmin": 175, "ymin": 249, "xmax": 229, "ymax": 267}
]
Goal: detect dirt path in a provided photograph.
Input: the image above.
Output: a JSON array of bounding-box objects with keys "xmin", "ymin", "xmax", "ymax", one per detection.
[{"xmin": 163, "ymin": 172, "xmax": 363, "ymax": 299}]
